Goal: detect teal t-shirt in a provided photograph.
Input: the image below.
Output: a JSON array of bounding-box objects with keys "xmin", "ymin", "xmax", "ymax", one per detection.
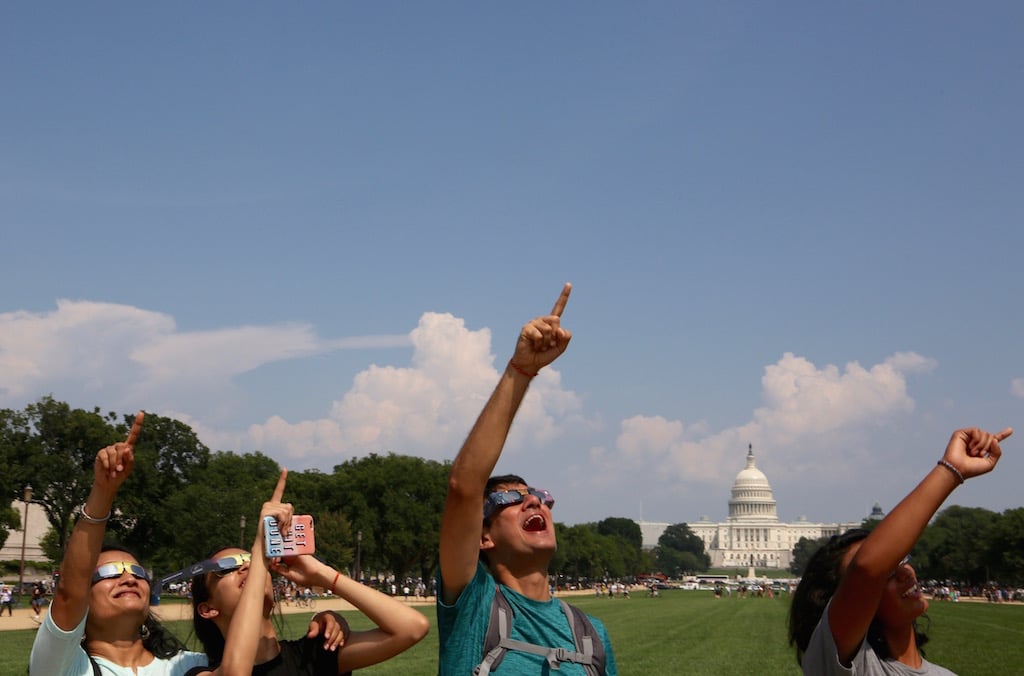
[{"xmin": 436, "ymin": 562, "xmax": 617, "ymax": 675}]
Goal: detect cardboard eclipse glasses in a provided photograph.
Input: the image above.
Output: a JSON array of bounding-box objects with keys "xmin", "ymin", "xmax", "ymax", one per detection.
[{"xmin": 484, "ymin": 487, "xmax": 554, "ymax": 520}]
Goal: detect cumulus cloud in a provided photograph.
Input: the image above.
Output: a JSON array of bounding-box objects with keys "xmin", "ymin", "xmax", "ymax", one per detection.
[
  {"xmin": 0, "ymin": 299, "xmax": 585, "ymax": 469},
  {"xmin": 600, "ymin": 351, "xmax": 937, "ymax": 488},
  {"xmin": 244, "ymin": 312, "xmax": 585, "ymax": 464}
]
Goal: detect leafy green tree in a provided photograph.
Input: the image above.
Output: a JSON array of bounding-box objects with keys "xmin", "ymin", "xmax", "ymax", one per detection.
[
  {"xmin": 597, "ymin": 517, "xmax": 642, "ymax": 576},
  {"xmin": 986, "ymin": 508, "xmax": 1024, "ymax": 586},
  {"xmin": 0, "ymin": 506, "xmax": 19, "ymax": 551},
  {"xmin": 915, "ymin": 506, "xmax": 998, "ymax": 584},
  {"xmin": 0, "ymin": 407, "xmax": 33, "ymax": 549},
  {"xmin": 39, "ymin": 525, "xmax": 65, "ymax": 564},
  {"xmin": 158, "ymin": 451, "xmax": 281, "ymax": 574},
  {"xmin": 332, "ymin": 453, "xmax": 450, "ymax": 581},
  {"xmin": 553, "ymin": 523, "xmax": 604, "ymax": 580},
  {"xmin": 638, "ymin": 548, "xmax": 658, "ymax": 576},
  {"xmin": 790, "ymin": 536, "xmax": 828, "ymax": 575},
  {"xmin": 655, "ymin": 523, "xmax": 710, "ymax": 574},
  {"xmin": 114, "ymin": 412, "xmax": 211, "ymax": 564},
  {"xmin": 14, "ymin": 398, "xmax": 122, "ymax": 560},
  {"xmin": 312, "ymin": 509, "xmax": 354, "ymax": 574},
  {"xmin": 597, "ymin": 517, "xmax": 642, "ymax": 550}
]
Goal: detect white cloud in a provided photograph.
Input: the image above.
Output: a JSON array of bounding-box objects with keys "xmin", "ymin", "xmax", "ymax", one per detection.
[
  {"xmin": 1012, "ymin": 378, "xmax": 1024, "ymax": 399},
  {"xmin": 0, "ymin": 299, "xmax": 410, "ymax": 418},
  {"xmin": 0, "ymin": 300, "xmax": 172, "ymax": 400},
  {"xmin": 600, "ymin": 351, "xmax": 937, "ymax": 488},
  {"xmin": 0, "ymin": 300, "xmax": 585, "ymax": 470},
  {"xmin": 243, "ymin": 312, "xmax": 586, "ymax": 463}
]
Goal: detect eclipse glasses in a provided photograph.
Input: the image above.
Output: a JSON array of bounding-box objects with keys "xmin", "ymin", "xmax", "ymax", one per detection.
[
  {"xmin": 483, "ymin": 487, "xmax": 554, "ymax": 521},
  {"xmin": 160, "ymin": 552, "xmax": 252, "ymax": 586},
  {"xmin": 92, "ymin": 561, "xmax": 150, "ymax": 585}
]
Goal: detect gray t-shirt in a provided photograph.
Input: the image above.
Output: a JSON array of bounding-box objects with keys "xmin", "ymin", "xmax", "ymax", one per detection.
[{"xmin": 802, "ymin": 601, "xmax": 956, "ymax": 676}]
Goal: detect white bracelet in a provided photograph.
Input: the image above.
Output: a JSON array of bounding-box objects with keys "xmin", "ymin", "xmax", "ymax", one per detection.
[
  {"xmin": 937, "ymin": 459, "xmax": 965, "ymax": 485},
  {"xmin": 78, "ymin": 504, "xmax": 111, "ymax": 524}
]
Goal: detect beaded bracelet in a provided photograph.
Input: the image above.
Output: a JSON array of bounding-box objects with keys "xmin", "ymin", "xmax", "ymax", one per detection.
[
  {"xmin": 78, "ymin": 504, "xmax": 111, "ymax": 524},
  {"xmin": 937, "ymin": 459, "xmax": 965, "ymax": 485}
]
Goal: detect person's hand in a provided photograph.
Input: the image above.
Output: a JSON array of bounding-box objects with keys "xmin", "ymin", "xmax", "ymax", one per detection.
[
  {"xmin": 93, "ymin": 411, "xmax": 144, "ymax": 492},
  {"xmin": 306, "ymin": 610, "xmax": 350, "ymax": 652},
  {"xmin": 268, "ymin": 553, "xmax": 323, "ymax": 587},
  {"xmin": 943, "ymin": 427, "xmax": 1012, "ymax": 480},
  {"xmin": 510, "ymin": 282, "xmax": 573, "ymax": 374},
  {"xmin": 257, "ymin": 470, "xmax": 293, "ymax": 559}
]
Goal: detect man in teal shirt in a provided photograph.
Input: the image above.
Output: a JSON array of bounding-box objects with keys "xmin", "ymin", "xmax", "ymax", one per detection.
[{"xmin": 437, "ymin": 284, "xmax": 617, "ymax": 675}]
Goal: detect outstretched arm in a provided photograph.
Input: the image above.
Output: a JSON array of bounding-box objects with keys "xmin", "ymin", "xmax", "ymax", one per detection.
[
  {"xmin": 829, "ymin": 426, "xmax": 1011, "ymax": 663},
  {"xmin": 50, "ymin": 412, "xmax": 144, "ymax": 631},
  {"xmin": 438, "ymin": 283, "xmax": 573, "ymax": 605},
  {"xmin": 271, "ymin": 555, "xmax": 429, "ymax": 672},
  {"xmin": 208, "ymin": 470, "xmax": 292, "ymax": 676}
]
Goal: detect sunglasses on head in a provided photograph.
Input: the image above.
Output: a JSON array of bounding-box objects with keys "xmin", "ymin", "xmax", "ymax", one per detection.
[
  {"xmin": 160, "ymin": 552, "xmax": 252, "ymax": 586},
  {"xmin": 484, "ymin": 487, "xmax": 554, "ymax": 521},
  {"xmin": 92, "ymin": 562, "xmax": 150, "ymax": 585}
]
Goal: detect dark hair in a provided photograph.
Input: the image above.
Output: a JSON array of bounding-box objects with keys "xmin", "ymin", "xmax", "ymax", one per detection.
[
  {"xmin": 97, "ymin": 542, "xmax": 187, "ymax": 659},
  {"xmin": 190, "ymin": 545, "xmax": 284, "ymax": 667},
  {"xmin": 787, "ymin": 529, "xmax": 929, "ymax": 666}
]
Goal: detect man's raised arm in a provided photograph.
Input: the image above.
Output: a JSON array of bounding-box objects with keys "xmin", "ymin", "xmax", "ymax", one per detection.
[{"xmin": 438, "ymin": 283, "xmax": 573, "ymax": 604}]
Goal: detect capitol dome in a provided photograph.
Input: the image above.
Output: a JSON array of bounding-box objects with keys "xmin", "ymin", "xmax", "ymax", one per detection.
[{"xmin": 727, "ymin": 444, "xmax": 778, "ymax": 522}]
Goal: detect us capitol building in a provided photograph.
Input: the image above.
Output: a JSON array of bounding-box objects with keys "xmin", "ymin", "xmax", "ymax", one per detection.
[{"xmin": 639, "ymin": 444, "xmax": 874, "ymax": 570}]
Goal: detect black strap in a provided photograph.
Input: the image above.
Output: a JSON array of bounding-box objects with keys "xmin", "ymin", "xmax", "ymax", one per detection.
[{"xmin": 89, "ymin": 655, "xmax": 102, "ymax": 676}]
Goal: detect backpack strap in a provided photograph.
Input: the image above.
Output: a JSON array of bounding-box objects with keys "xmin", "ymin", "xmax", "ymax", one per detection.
[
  {"xmin": 474, "ymin": 585, "xmax": 606, "ymax": 675},
  {"xmin": 560, "ymin": 600, "xmax": 606, "ymax": 676},
  {"xmin": 89, "ymin": 655, "xmax": 102, "ymax": 676},
  {"xmin": 474, "ymin": 586, "xmax": 513, "ymax": 676}
]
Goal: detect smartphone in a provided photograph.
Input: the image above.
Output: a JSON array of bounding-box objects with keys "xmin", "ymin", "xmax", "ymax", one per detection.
[{"xmin": 264, "ymin": 514, "xmax": 316, "ymax": 558}]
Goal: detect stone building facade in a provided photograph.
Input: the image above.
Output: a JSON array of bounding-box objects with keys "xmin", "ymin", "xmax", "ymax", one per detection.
[{"xmin": 639, "ymin": 444, "xmax": 868, "ymax": 570}]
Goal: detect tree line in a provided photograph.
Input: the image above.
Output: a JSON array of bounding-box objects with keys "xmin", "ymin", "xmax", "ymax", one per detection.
[
  {"xmin": 0, "ymin": 398, "xmax": 679, "ymax": 585},
  {"xmin": 7, "ymin": 398, "xmax": 1018, "ymax": 588},
  {"xmin": 791, "ymin": 505, "xmax": 1024, "ymax": 587}
]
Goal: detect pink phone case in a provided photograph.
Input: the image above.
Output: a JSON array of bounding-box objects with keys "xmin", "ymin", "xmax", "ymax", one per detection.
[{"xmin": 264, "ymin": 514, "xmax": 316, "ymax": 557}]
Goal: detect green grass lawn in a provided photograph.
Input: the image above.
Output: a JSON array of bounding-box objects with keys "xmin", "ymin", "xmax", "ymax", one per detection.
[{"xmin": 3, "ymin": 593, "xmax": 1021, "ymax": 675}]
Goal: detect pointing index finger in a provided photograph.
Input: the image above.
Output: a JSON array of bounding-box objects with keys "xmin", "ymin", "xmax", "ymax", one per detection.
[
  {"xmin": 271, "ymin": 469, "xmax": 288, "ymax": 502},
  {"xmin": 995, "ymin": 427, "xmax": 1013, "ymax": 442},
  {"xmin": 125, "ymin": 411, "xmax": 145, "ymax": 446},
  {"xmin": 550, "ymin": 282, "xmax": 572, "ymax": 317}
]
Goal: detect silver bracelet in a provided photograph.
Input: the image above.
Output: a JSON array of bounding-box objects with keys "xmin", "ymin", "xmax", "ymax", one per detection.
[
  {"xmin": 78, "ymin": 504, "xmax": 111, "ymax": 524},
  {"xmin": 937, "ymin": 459, "xmax": 965, "ymax": 485}
]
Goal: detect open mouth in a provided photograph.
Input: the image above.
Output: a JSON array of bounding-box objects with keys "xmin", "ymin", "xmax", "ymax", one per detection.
[
  {"xmin": 114, "ymin": 589, "xmax": 142, "ymax": 599},
  {"xmin": 901, "ymin": 584, "xmax": 921, "ymax": 599},
  {"xmin": 523, "ymin": 514, "xmax": 547, "ymax": 532}
]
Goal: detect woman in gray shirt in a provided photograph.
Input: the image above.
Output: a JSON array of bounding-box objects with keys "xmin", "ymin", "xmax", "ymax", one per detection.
[{"xmin": 787, "ymin": 426, "xmax": 1011, "ymax": 675}]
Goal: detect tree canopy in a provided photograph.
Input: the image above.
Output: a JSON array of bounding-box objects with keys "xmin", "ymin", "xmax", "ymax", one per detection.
[
  {"xmin": 5, "ymin": 397, "xmax": 1023, "ymax": 588},
  {"xmin": 654, "ymin": 523, "xmax": 710, "ymax": 576}
]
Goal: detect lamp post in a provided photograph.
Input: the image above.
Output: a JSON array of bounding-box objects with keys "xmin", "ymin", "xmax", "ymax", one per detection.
[
  {"xmin": 18, "ymin": 485, "xmax": 33, "ymax": 603},
  {"xmin": 355, "ymin": 530, "xmax": 362, "ymax": 583},
  {"xmin": 240, "ymin": 515, "xmax": 246, "ymax": 548}
]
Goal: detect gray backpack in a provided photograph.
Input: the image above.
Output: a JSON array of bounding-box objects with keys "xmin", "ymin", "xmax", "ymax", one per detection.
[{"xmin": 474, "ymin": 585, "xmax": 606, "ymax": 675}]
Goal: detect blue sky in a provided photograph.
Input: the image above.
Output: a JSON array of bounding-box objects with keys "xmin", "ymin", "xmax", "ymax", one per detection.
[{"xmin": 2, "ymin": 3, "xmax": 1021, "ymax": 528}]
